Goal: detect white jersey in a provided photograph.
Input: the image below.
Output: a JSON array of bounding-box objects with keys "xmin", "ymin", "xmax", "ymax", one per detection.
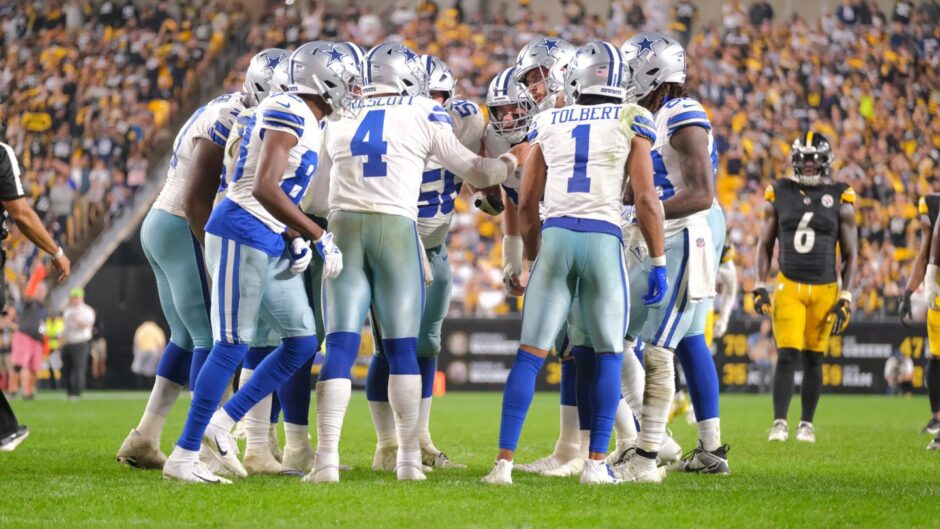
[
  {"xmin": 529, "ymin": 103, "xmax": 655, "ymax": 236},
  {"xmin": 417, "ymin": 99, "xmax": 485, "ymax": 248},
  {"xmin": 219, "ymin": 107, "xmax": 255, "ymax": 196},
  {"xmin": 322, "ymin": 95, "xmax": 507, "ymax": 222},
  {"xmin": 483, "ymin": 128, "xmax": 523, "ymax": 206},
  {"xmin": 153, "ymin": 92, "xmax": 245, "ymax": 217},
  {"xmin": 652, "ymin": 97, "xmax": 717, "ymax": 237},
  {"xmin": 205, "ymin": 92, "xmax": 322, "ymax": 256}
]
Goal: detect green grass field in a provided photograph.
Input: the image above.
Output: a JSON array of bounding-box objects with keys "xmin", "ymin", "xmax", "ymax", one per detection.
[{"xmin": 1, "ymin": 391, "xmax": 938, "ymax": 529}]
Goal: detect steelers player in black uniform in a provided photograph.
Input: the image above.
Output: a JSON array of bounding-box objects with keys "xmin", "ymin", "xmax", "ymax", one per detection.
[
  {"xmin": 753, "ymin": 131, "xmax": 858, "ymax": 444},
  {"xmin": 707, "ymin": 234, "xmax": 737, "ymax": 347},
  {"xmin": 899, "ymin": 193, "xmax": 940, "ymax": 449}
]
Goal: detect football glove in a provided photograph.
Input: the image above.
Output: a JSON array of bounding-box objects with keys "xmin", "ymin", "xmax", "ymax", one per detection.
[
  {"xmin": 830, "ymin": 291, "xmax": 852, "ymax": 336},
  {"xmin": 314, "ymin": 232, "xmax": 343, "ymax": 280},
  {"xmin": 502, "ymin": 235, "xmax": 525, "ymax": 296},
  {"xmin": 417, "ymin": 238, "xmax": 433, "ymax": 287},
  {"xmin": 898, "ymin": 289, "xmax": 913, "ymax": 323},
  {"xmin": 714, "ymin": 314, "xmax": 730, "ymax": 339},
  {"xmin": 475, "ymin": 191, "xmax": 505, "ymax": 216},
  {"xmin": 642, "ymin": 259, "xmax": 668, "ymax": 305},
  {"xmin": 289, "ymin": 237, "xmax": 313, "ymax": 274},
  {"xmin": 926, "ymin": 264, "xmax": 940, "ymax": 310},
  {"xmin": 752, "ymin": 285, "xmax": 772, "ymax": 316}
]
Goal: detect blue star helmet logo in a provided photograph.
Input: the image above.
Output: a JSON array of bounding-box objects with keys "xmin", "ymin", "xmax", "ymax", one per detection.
[
  {"xmin": 264, "ymin": 54, "xmax": 283, "ymax": 71},
  {"xmin": 634, "ymin": 35, "xmax": 659, "ymax": 56},
  {"xmin": 319, "ymin": 45, "xmax": 347, "ymax": 67},
  {"xmin": 536, "ymin": 38, "xmax": 560, "ymax": 54},
  {"xmin": 397, "ymin": 47, "xmax": 419, "ymax": 63}
]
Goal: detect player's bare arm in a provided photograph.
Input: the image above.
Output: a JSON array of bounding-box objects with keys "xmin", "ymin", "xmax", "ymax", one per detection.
[
  {"xmin": 627, "ymin": 136, "xmax": 664, "ymax": 259},
  {"xmin": 518, "ymin": 142, "xmax": 546, "ymax": 261},
  {"xmin": 182, "ymin": 138, "xmax": 225, "ymax": 246},
  {"xmin": 753, "ymin": 201, "xmax": 778, "ymax": 315},
  {"xmin": 662, "ymin": 125, "xmax": 713, "ymax": 219},
  {"xmin": 830, "ymin": 201, "xmax": 858, "ymax": 335},
  {"xmin": 2, "ymin": 196, "xmax": 70, "ymax": 282},
  {"xmin": 900, "ymin": 216, "xmax": 932, "ymax": 319}
]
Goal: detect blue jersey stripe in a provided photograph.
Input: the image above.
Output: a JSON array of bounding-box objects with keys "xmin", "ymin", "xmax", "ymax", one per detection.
[
  {"xmin": 668, "ymin": 121, "xmax": 712, "ymax": 136},
  {"xmin": 262, "ymin": 118, "xmax": 303, "ymax": 137},
  {"xmin": 261, "ymin": 109, "xmax": 305, "ymax": 126},
  {"xmin": 428, "ymin": 113, "xmax": 453, "ymax": 125},
  {"xmin": 634, "ymin": 115, "xmax": 655, "ymax": 128},
  {"xmin": 527, "ymin": 128, "xmax": 538, "ymax": 142},
  {"xmin": 632, "ymin": 123, "xmax": 656, "ymax": 143},
  {"xmin": 666, "ymin": 110, "xmax": 708, "ymax": 127}
]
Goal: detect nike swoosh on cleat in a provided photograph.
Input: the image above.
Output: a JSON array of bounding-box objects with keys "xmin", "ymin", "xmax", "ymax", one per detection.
[
  {"xmin": 214, "ymin": 435, "xmax": 228, "ymax": 456},
  {"xmin": 195, "ymin": 473, "xmax": 220, "ymax": 483}
]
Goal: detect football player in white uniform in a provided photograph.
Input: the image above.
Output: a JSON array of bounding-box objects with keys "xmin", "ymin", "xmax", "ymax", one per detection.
[
  {"xmin": 482, "ymin": 41, "xmax": 664, "ymax": 486},
  {"xmin": 162, "ymin": 41, "xmax": 355, "ymax": 484},
  {"xmin": 307, "ymin": 41, "xmax": 516, "ymax": 483},
  {"xmin": 365, "ymin": 55, "xmax": 484, "ymax": 472},
  {"xmin": 116, "ymin": 50, "xmax": 282, "ymax": 470},
  {"xmin": 613, "ymin": 33, "xmax": 728, "ymax": 481}
]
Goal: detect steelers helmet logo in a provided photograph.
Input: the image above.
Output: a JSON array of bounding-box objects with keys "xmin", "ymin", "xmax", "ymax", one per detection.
[{"xmin": 822, "ymin": 194, "xmax": 834, "ymax": 208}]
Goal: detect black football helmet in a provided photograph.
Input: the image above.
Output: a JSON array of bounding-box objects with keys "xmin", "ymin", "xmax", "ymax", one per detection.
[{"xmin": 791, "ymin": 131, "xmax": 833, "ymax": 186}]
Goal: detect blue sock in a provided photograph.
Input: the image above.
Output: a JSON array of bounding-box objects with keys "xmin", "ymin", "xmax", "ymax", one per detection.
[
  {"xmin": 244, "ymin": 347, "xmax": 274, "ymax": 370},
  {"xmin": 590, "ymin": 353, "xmax": 623, "ymax": 453},
  {"xmin": 633, "ymin": 338, "xmax": 644, "ymax": 365},
  {"xmin": 223, "ymin": 336, "xmax": 318, "ymax": 423},
  {"xmin": 417, "ymin": 356, "xmax": 436, "ymax": 399},
  {"xmin": 383, "ymin": 338, "xmax": 419, "ymax": 375},
  {"xmin": 319, "ymin": 332, "xmax": 361, "ymax": 381},
  {"xmin": 270, "ymin": 390, "xmax": 281, "ymax": 424},
  {"xmin": 155, "ymin": 342, "xmax": 192, "ymax": 387},
  {"xmin": 498, "ymin": 350, "xmax": 545, "ymax": 451},
  {"xmin": 676, "ymin": 334, "xmax": 720, "ymax": 421},
  {"xmin": 278, "ymin": 356, "xmax": 313, "ymax": 425},
  {"xmin": 189, "ymin": 347, "xmax": 210, "ymax": 391},
  {"xmin": 178, "ymin": 342, "xmax": 247, "ymax": 451},
  {"xmin": 365, "ymin": 355, "xmax": 390, "ymax": 402},
  {"xmin": 560, "ymin": 358, "xmax": 577, "ymax": 407},
  {"xmin": 571, "ymin": 347, "xmax": 595, "ymax": 430}
]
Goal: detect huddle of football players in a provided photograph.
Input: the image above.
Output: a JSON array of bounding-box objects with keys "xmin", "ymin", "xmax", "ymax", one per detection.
[{"xmin": 112, "ymin": 27, "xmax": 873, "ymax": 486}]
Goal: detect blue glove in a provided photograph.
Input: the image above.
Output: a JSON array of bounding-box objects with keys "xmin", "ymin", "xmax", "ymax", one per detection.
[{"xmin": 642, "ymin": 265, "xmax": 668, "ymax": 305}]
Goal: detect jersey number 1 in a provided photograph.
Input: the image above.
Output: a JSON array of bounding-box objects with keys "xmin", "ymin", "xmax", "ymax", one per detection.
[
  {"xmin": 567, "ymin": 124, "xmax": 591, "ymax": 193},
  {"xmin": 794, "ymin": 212, "xmax": 816, "ymax": 254},
  {"xmin": 351, "ymin": 110, "xmax": 388, "ymax": 177}
]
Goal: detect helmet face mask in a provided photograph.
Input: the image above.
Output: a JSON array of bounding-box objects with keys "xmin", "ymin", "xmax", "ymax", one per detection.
[
  {"xmin": 486, "ymin": 67, "xmax": 533, "ymax": 144},
  {"xmin": 424, "ymin": 55, "xmax": 456, "ymax": 108},
  {"xmin": 513, "ymin": 37, "xmax": 577, "ymax": 112},
  {"xmin": 287, "ymin": 41, "xmax": 360, "ymax": 117},
  {"xmin": 791, "ymin": 132, "xmax": 833, "ymax": 186}
]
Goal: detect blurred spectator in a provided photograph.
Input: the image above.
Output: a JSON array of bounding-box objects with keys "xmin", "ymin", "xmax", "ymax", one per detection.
[
  {"xmin": 836, "ymin": 0, "xmax": 859, "ymax": 25},
  {"xmin": 748, "ymin": 319, "xmax": 776, "ymax": 393},
  {"xmin": 892, "ymin": 0, "xmax": 915, "ymax": 24},
  {"xmin": 884, "ymin": 350, "xmax": 914, "ymax": 395},
  {"xmin": 0, "ymin": 307, "xmax": 15, "ymax": 394},
  {"xmin": 748, "ymin": 0, "xmax": 774, "ymax": 26},
  {"xmin": 672, "ymin": 1, "xmax": 697, "ymax": 45},
  {"xmin": 89, "ymin": 318, "xmax": 107, "ymax": 384},
  {"xmin": 131, "ymin": 319, "xmax": 165, "ymax": 388},
  {"xmin": 9, "ymin": 283, "xmax": 45, "ymax": 400},
  {"xmin": 61, "ymin": 287, "xmax": 95, "ymax": 401}
]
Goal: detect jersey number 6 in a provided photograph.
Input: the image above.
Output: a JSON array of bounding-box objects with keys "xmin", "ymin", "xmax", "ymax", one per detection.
[{"xmin": 794, "ymin": 211, "xmax": 816, "ymax": 254}]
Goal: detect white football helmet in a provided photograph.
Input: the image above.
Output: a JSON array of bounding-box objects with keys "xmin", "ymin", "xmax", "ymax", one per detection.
[
  {"xmin": 485, "ymin": 67, "xmax": 532, "ymax": 144},
  {"xmin": 620, "ymin": 33, "xmax": 686, "ymax": 102},
  {"xmin": 361, "ymin": 42, "xmax": 428, "ymax": 97},
  {"xmin": 287, "ymin": 41, "xmax": 359, "ymax": 115},
  {"xmin": 244, "ymin": 48, "xmax": 291, "ymax": 106},
  {"xmin": 513, "ymin": 37, "xmax": 577, "ymax": 111},
  {"xmin": 423, "ymin": 55, "xmax": 456, "ymax": 106},
  {"xmin": 563, "ymin": 41, "xmax": 627, "ymax": 104}
]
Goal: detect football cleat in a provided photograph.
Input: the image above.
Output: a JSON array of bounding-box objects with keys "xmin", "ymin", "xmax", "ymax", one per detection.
[
  {"xmin": 658, "ymin": 431, "xmax": 682, "ymax": 465},
  {"xmin": 116, "ymin": 429, "xmax": 166, "ymax": 469},
  {"xmin": 421, "ymin": 441, "xmax": 466, "ymax": 469},
  {"xmin": 303, "ymin": 453, "xmax": 340, "ymax": 484},
  {"xmin": 232, "ymin": 420, "xmax": 248, "ymax": 441},
  {"xmin": 540, "ymin": 457, "xmax": 583, "ymax": 477},
  {"xmin": 674, "ymin": 441, "xmax": 730, "ymax": 474},
  {"xmin": 921, "ymin": 418, "xmax": 940, "ymax": 436},
  {"xmin": 580, "ymin": 459, "xmax": 622, "ymax": 485},
  {"xmin": 202, "ymin": 424, "xmax": 247, "ymax": 478},
  {"xmin": 612, "ymin": 453, "xmax": 666, "ymax": 483},
  {"xmin": 515, "ymin": 440, "xmax": 580, "ymax": 474},
  {"xmin": 608, "ymin": 445, "xmax": 636, "ymax": 467},
  {"xmin": 282, "ymin": 441, "xmax": 317, "ymax": 473},
  {"xmin": 200, "ymin": 445, "xmax": 233, "ymax": 476},
  {"xmin": 243, "ymin": 446, "xmax": 285, "ymax": 475},
  {"xmin": 481, "ymin": 459, "xmax": 513, "ymax": 485},
  {"xmin": 372, "ymin": 443, "xmax": 398, "ymax": 471},
  {"xmin": 928, "ymin": 435, "xmax": 940, "ymax": 451},
  {"xmin": 163, "ymin": 453, "xmax": 231, "ymax": 484},
  {"xmin": 0, "ymin": 425, "xmax": 29, "ymax": 453},
  {"xmin": 268, "ymin": 424, "xmax": 283, "ymax": 462},
  {"xmin": 768, "ymin": 419, "xmax": 788, "ymax": 442},
  {"xmin": 396, "ymin": 461, "xmax": 427, "ymax": 481},
  {"xmin": 795, "ymin": 421, "xmax": 816, "ymax": 443}
]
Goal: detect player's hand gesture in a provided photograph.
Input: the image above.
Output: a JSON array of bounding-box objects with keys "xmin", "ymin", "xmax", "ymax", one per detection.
[
  {"xmin": 474, "ymin": 190, "xmax": 505, "ymax": 215},
  {"xmin": 898, "ymin": 289, "xmax": 913, "ymax": 324},
  {"xmin": 314, "ymin": 232, "xmax": 343, "ymax": 280},
  {"xmin": 642, "ymin": 264, "xmax": 667, "ymax": 305},
  {"xmin": 289, "ymin": 238, "xmax": 313, "ymax": 274},
  {"xmin": 830, "ymin": 292, "xmax": 852, "ymax": 336},
  {"xmin": 752, "ymin": 286, "xmax": 771, "ymax": 316}
]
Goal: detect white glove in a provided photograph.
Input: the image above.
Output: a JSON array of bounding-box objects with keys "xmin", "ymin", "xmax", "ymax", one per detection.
[
  {"xmin": 417, "ymin": 237, "xmax": 433, "ymax": 287},
  {"xmin": 498, "ymin": 152, "xmax": 518, "ymax": 177},
  {"xmin": 927, "ymin": 264, "xmax": 939, "ymax": 310},
  {"xmin": 502, "ymin": 235, "xmax": 524, "ymax": 294},
  {"xmin": 289, "ymin": 237, "xmax": 313, "ymax": 274},
  {"xmin": 314, "ymin": 231, "xmax": 343, "ymax": 280},
  {"xmin": 714, "ymin": 314, "xmax": 729, "ymax": 339}
]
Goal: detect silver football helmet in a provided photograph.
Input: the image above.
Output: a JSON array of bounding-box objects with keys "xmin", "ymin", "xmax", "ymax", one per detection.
[
  {"xmin": 270, "ymin": 60, "xmax": 290, "ymax": 95},
  {"xmin": 513, "ymin": 37, "xmax": 577, "ymax": 110},
  {"xmin": 620, "ymin": 33, "xmax": 686, "ymax": 102},
  {"xmin": 564, "ymin": 41, "xmax": 628, "ymax": 105},
  {"xmin": 423, "ymin": 55, "xmax": 456, "ymax": 106},
  {"xmin": 244, "ymin": 48, "xmax": 291, "ymax": 106},
  {"xmin": 486, "ymin": 67, "xmax": 533, "ymax": 144},
  {"xmin": 361, "ymin": 42, "xmax": 428, "ymax": 97},
  {"xmin": 287, "ymin": 41, "xmax": 359, "ymax": 115}
]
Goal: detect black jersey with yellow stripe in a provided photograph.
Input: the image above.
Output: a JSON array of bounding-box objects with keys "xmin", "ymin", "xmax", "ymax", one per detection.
[
  {"xmin": 918, "ymin": 194, "xmax": 940, "ymax": 229},
  {"xmin": 765, "ymin": 179, "xmax": 855, "ymax": 284},
  {"xmin": 719, "ymin": 233, "xmax": 735, "ymax": 264}
]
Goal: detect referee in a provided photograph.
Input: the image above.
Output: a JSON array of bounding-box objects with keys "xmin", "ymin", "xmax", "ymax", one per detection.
[{"xmin": 0, "ymin": 139, "xmax": 71, "ymax": 452}]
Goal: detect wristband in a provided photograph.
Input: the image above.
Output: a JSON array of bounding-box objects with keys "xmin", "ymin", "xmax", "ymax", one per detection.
[
  {"xmin": 52, "ymin": 247, "xmax": 64, "ymax": 258},
  {"xmin": 755, "ymin": 282, "xmax": 767, "ymax": 291},
  {"xmin": 650, "ymin": 255, "xmax": 666, "ymax": 267},
  {"xmin": 838, "ymin": 290, "xmax": 853, "ymax": 304}
]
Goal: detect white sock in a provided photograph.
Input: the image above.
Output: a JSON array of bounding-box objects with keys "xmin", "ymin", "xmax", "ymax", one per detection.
[
  {"xmin": 579, "ymin": 430, "xmax": 590, "ymax": 457},
  {"xmin": 551, "ymin": 404, "xmax": 581, "ymax": 460},
  {"xmin": 418, "ymin": 396, "xmax": 436, "ymax": 450},
  {"xmin": 613, "ymin": 398, "xmax": 637, "ymax": 447},
  {"xmin": 170, "ymin": 445, "xmax": 199, "ymax": 462},
  {"xmin": 698, "ymin": 417, "xmax": 721, "ymax": 452},
  {"xmin": 284, "ymin": 422, "xmax": 309, "ymax": 450},
  {"xmin": 621, "ymin": 341, "xmax": 645, "ymax": 415},
  {"xmin": 636, "ymin": 344, "xmax": 675, "ymax": 455},
  {"xmin": 368, "ymin": 400, "xmax": 397, "ymax": 447},
  {"xmin": 244, "ymin": 397, "xmax": 272, "ymax": 451},
  {"xmin": 315, "ymin": 379, "xmax": 351, "ymax": 465},
  {"xmin": 209, "ymin": 408, "xmax": 236, "ymax": 432},
  {"xmin": 387, "ymin": 374, "xmax": 421, "ymax": 463},
  {"xmin": 137, "ymin": 376, "xmax": 183, "ymax": 443}
]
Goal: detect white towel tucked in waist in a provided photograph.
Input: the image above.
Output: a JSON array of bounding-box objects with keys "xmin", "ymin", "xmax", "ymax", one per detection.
[{"xmin": 687, "ymin": 223, "xmax": 716, "ymax": 302}]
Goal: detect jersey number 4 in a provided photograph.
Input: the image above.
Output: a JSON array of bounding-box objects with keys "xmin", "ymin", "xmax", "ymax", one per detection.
[
  {"xmin": 351, "ymin": 110, "xmax": 388, "ymax": 177},
  {"xmin": 567, "ymin": 124, "xmax": 591, "ymax": 193},
  {"xmin": 794, "ymin": 212, "xmax": 816, "ymax": 254}
]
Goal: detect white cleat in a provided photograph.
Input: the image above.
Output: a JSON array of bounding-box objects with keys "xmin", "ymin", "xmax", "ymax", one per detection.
[
  {"xmin": 580, "ymin": 459, "xmax": 622, "ymax": 485},
  {"xmin": 372, "ymin": 443, "xmax": 398, "ymax": 471},
  {"xmin": 268, "ymin": 425, "xmax": 283, "ymax": 463},
  {"xmin": 612, "ymin": 453, "xmax": 666, "ymax": 484},
  {"xmin": 232, "ymin": 420, "xmax": 248, "ymax": 441},
  {"xmin": 203, "ymin": 424, "xmax": 247, "ymax": 478},
  {"xmin": 658, "ymin": 431, "xmax": 682, "ymax": 465},
  {"xmin": 116, "ymin": 429, "xmax": 167, "ymax": 470},
  {"xmin": 303, "ymin": 452, "xmax": 340, "ymax": 484},
  {"xmin": 795, "ymin": 421, "xmax": 816, "ymax": 443},
  {"xmin": 606, "ymin": 444, "xmax": 636, "ymax": 467},
  {"xmin": 282, "ymin": 442, "xmax": 317, "ymax": 474},
  {"xmin": 768, "ymin": 419, "xmax": 789, "ymax": 442},
  {"xmin": 396, "ymin": 462, "xmax": 427, "ymax": 481},
  {"xmin": 927, "ymin": 435, "xmax": 940, "ymax": 450},
  {"xmin": 515, "ymin": 441, "xmax": 580, "ymax": 474},
  {"xmin": 243, "ymin": 447, "xmax": 285, "ymax": 475},
  {"xmin": 481, "ymin": 459, "xmax": 513, "ymax": 485},
  {"xmin": 540, "ymin": 457, "xmax": 583, "ymax": 477},
  {"xmin": 163, "ymin": 452, "xmax": 231, "ymax": 484},
  {"xmin": 421, "ymin": 443, "xmax": 466, "ymax": 469}
]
